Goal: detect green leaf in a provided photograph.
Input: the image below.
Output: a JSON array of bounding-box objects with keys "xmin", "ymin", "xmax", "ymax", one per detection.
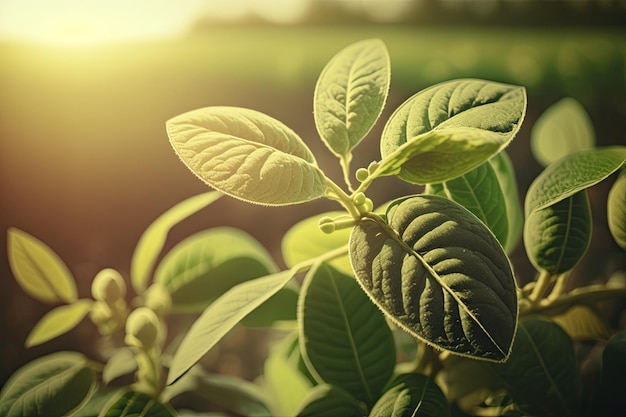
[
  {"xmin": 490, "ymin": 152, "xmax": 523, "ymax": 253},
  {"xmin": 241, "ymin": 283, "xmax": 299, "ymax": 327},
  {"xmin": 525, "ymin": 146, "xmax": 626, "ymax": 215},
  {"xmin": 155, "ymin": 227, "xmax": 277, "ymax": 312},
  {"xmin": 7, "ymin": 227, "xmax": 77, "ymax": 304},
  {"xmin": 369, "ymin": 373, "xmax": 450, "ymax": 417},
  {"xmin": 167, "ymin": 269, "xmax": 296, "ymax": 384},
  {"xmin": 349, "ymin": 195, "xmax": 518, "ymax": 362},
  {"xmin": 72, "ymin": 388, "xmax": 126, "ymax": 417},
  {"xmin": 102, "ymin": 347, "xmax": 137, "ymax": 384},
  {"xmin": 490, "ymin": 317, "xmax": 582, "ymax": 417},
  {"xmin": 25, "ymin": 299, "xmax": 92, "ymax": 347},
  {"xmin": 314, "ymin": 38, "xmax": 390, "ymax": 158},
  {"xmin": 99, "ymin": 390, "xmax": 176, "ymax": 417},
  {"xmin": 377, "ymin": 79, "xmax": 526, "ymax": 184},
  {"xmin": 167, "ymin": 106, "xmax": 328, "ymax": 205},
  {"xmin": 599, "ymin": 330, "xmax": 626, "ymax": 415},
  {"xmin": 524, "ymin": 190, "xmax": 591, "ymax": 274},
  {"xmin": 607, "ymin": 170, "xmax": 626, "ymax": 249},
  {"xmin": 0, "ymin": 351, "xmax": 96, "ymax": 417},
  {"xmin": 295, "ymin": 384, "xmax": 365, "ymax": 417},
  {"xmin": 131, "ymin": 191, "xmax": 222, "ymax": 294},
  {"xmin": 282, "ymin": 211, "xmax": 352, "ymax": 275},
  {"xmin": 531, "ymin": 98, "xmax": 595, "ymax": 167},
  {"xmin": 551, "ymin": 305, "xmax": 612, "ymax": 341},
  {"xmin": 299, "ymin": 263, "xmax": 395, "ymax": 406},
  {"xmin": 424, "ymin": 158, "xmax": 509, "ymax": 250}
]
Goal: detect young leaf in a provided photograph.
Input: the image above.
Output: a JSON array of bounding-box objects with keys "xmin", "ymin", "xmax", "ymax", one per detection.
[
  {"xmin": 99, "ymin": 390, "xmax": 176, "ymax": 417},
  {"xmin": 377, "ymin": 79, "xmax": 526, "ymax": 184},
  {"xmin": 349, "ymin": 195, "xmax": 518, "ymax": 362},
  {"xmin": 7, "ymin": 227, "xmax": 77, "ymax": 304},
  {"xmin": 282, "ymin": 211, "xmax": 352, "ymax": 275},
  {"xmin": 524, "ymin": 190, "xmax": 591, "ymax": 274},
  {"xmin": 551, "ymin": 305, "xmax": 612, "ymax": 341},
  {"xmin": 102, "ymin": 347, "xmax": 137, "ymax": 385},
  {"xmin": 167, "ymin": 269, "xmax": 296, "ymax": 384},
  {"xmin": 155, "ymin": 227, "xmax": 277, "ymax": 312},
  {"xmin": 490, "ymin": 317, "xmax": 582, "ymax": 417},
  {"xmin": 607, "ymin": 170, "xmax": 626, "ymax": 249},
  {"xmin": 295, "ymin": 384, "xmax": 365, "ymax": 417},
  {"xmin": 489, "ymin": 152, "xmax": 523, "ymax": 253},
  {"xmin": 25, "ymin": 299, "xmax": 92, "ymax": 347},
  {"xmin": 299, "ymin": 263, "xmax": 396, "ymax": 406},
  {"xmin": 167, "ymin": 106, "xmax": 328, "ymax": 205},
  {"xmin": 0, "ymin": 351, "xmax": 96, "ymax": 417},
  {"xmin": 531, "ymin": 98, "xmax": 595, "ymax": 167},
  {"xmin": 525, "ymin": 146, "xmax": 626, "ymax": 215},
  {"xmin": 369, "ymin": 373, "xmax": 450, "ymax": 417},
  {"xmin": 130, "ymin": 191, "xmax": 222, "ymax": 294},
  {"xmin": 314, "ymin": 38, "xmax": 390, "ymax": 158},
  {"xmin": 424, "ymin": 158, "xmax": 509, "ymax": 250}
]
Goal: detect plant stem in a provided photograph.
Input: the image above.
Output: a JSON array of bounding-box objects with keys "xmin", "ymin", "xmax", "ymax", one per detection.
[
  {"xmin": 339, "ymin": 154, "xmax": 355, "ymax": 192},
  {"xmin": 529, "ymin": 269, "xmax": 554, "ymax": 305},
  {"xmin": 547, "ymin": 273, "xmax": 569, "ymax": 301},
  {"xmin": 325, "ymin": 178, "xmax": 360, "ymax": 219}
]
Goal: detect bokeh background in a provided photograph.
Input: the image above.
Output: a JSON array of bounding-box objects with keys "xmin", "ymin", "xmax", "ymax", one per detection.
[{"xmin": 1, "ymin": 0, "xmax": 625, "ymax": 395}]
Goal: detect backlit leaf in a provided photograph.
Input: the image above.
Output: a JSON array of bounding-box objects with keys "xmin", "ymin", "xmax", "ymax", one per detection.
[
  {"xmin": 167, "ymin": 106, "xmax": 328, "ymax": 205},
  {"xmin": 531, "ymin": 98, "xmax": 595, "ymax": 167},
  {"xmin": 299, "ymin": 263, "xmax": 395, "ymax": 406},
  {"xmin": 295, "ymin": 384, "xmax": 364, "ymax": 417},
  {"xmin": 490, "ymin": 152, "xmax": 523, "ymax": 252},
  {"xmin": 377, "ymin": 79, "xmax": 526, "ymax": 184},
  {"xmin": 99, "ymin": 390, "xmax": 175, "ymax": 417},
  {"xmin": 241, "ymin": 283, "xmax": 299, "ymax": 327},
  {"xmin": 349, "ymin": 195, "xmax": 518, "ymax": 362},
  {"xmin": 0, "ymin": 351, "xmax": 96, "ymax": 417},
  {"xmin": 369, "ymin": 373, "xmax": 450, "ymax": 417},
  {"xmin": 7, "ymin": 228, "xmax": 77, "ymax": 304},
  {"xmin": 167, "ymin": 269, "xmax": 296, "ymax": 384},
  {"xmin": 607, "ymin": 170, "xmax": 626, "ymax": 250},
  {"xmin": 131, "ymin": 191, "xmax": 222, "ymax": 294},
  {"xmin": 25, "ymin": 299, "xmax": 92, "ymax": 347},
  {"xmin": 314, "ymin": 38, "xmax": 390, "ymax": 157},
  {"xmin": 102, "ymin": 348, "xmax": 137, "ymax": 385},
  {"xmin": 525, "ymin": 146, "xmax": 626, "ymax": 215},
  {"xmin": 155, "ymin": 227, "xmax": 277, "ymax": 312},
  {"xmin": 551, "ymin": 305, "xmax": 612, "ymax": 341},
  {"xmin": 524, "ymin": 191, "xmax": 591, "ymax": 274}
]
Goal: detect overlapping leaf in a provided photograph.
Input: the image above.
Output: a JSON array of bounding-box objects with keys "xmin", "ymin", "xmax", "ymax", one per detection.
[
  {"xmin": 349, "ymin": 195, "xmax": 517, "ymax": 362},
  {"xmin": 167, "ymin": 106, "xmax": 327, "ymax": 205},
  {"xmin": 607, "ymin": 170, "xmax": 626, "ymax": 249},
  {"xmin": 295, "ymin": 384, "xmax": 364, "ymax": 417},
  {"xmin": 489, "ymin": 152, "xmax": 523, "ymax": 252},
  {"xmin": 314, "ymin": 38, "xmax": 390, "ymax": 157},
  {"xmin": 25, "ymin": 299, "xmax": 92, "ymax": 347},
  {"xmin": 99, "ymin": 391, "xmax": 175, "ymax": 417},
  {"xmin": 377, "ymin": 79, "xmax": 526, "ymax": 184},
  {"xmin": 369, "ymin": 374, "xmax": 450, "ymax": 417}
]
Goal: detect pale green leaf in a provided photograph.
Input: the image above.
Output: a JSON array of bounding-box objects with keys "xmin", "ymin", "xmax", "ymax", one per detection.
[
  {"xmin": 489, "ymin": 152, "xmax": 523, "ymax": 253},
  {"xmin": 299, "ymin": 263, "xmax": 395, "ymax": 406},
  {"xmin": 349, "ymin": 195, "xmax": 518, "ymax": 362},
  {"xmin": 155, "ymin": 227, "xmax": 277, "ymax": 312},
  {"xmin": 531, "ymin": 98, "xmax": 595, "ymax": 167},
  {"xmin": 25, "ymin": 299, "xmax": 92, "ymax": 347},
  {"xmin": 490, "ymin": 317, "xmax": 582, "ymax": 417},
  {"xmin": 167, "ymin": 106, "xmax": 328, "ymax": 205},
  {"xmin": 0, "ymin": 351, "xmax": 96, "ymax": 417},
  {"xmin": 369, "ymin": 373, "xmax": 450, "ymax": 417},
  {"xmin": 295, "ymin": 384, "xmax": 364, "ymax": 417},
  {"xmin": 7, "ymin": 228, "xmax": 77, "ymax": 304},
  {"xmin": 99, "ymin": 390, "xmax": 176, "ymax": 417},
  {"xmin": 71, "ymin": 388, "xmax": 125, "ymax": 417},
  {"xmin": 130, "ymin": 191, "xmax": 222, "ymax": 294},
  {"xmin": 241, "ymin": 283, "xmax": 298, "ymax": 327},
  {"xmin": 524, "ymin": 191, "xmax": 591, "ymax": 274},
  {"xmin": 525, "ymin": 146, "xmax": 626, "ymax": 215},
  {"xmin": 314, "ymin": 38, "xmax": 390, "ymax": 157},
  {"xmin": 607, "ymin": 170, "xmax": 626, "ymax": 250},
  {"xmin": 102, "ymin": 348, "xmax": 137, "ymax": 385},
  {"xmin": 377, "ymin": 79, "xmax": 526, "ymax": 184},
  {"xmin": 167, "ymin": 269, "xmax": 296, "ymax": 384},
  {"xmin": 551, "ymin": 305, "xmax": 612, "ymax": 341},
  {"xmin": 282, "ymin": 211, "xmax": 351, "ymax": 275}
]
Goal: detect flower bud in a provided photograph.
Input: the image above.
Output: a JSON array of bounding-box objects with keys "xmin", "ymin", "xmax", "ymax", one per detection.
[
  {"xmin": 125, "ymin": 307, "xmax": 162, "ymax": 350},
  {"xmin": 92, "ymin": 268, "xmax": 126, "ymax": 303},
  {"xmin": 143, "ymin": 283, "xmax": 172, "ymax": 316}
]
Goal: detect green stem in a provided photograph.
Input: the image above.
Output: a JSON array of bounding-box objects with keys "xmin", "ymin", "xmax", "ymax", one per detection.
[
  {"xmin": 325, "ymin": 178, "xmax": 360, "ymax": 219},
  {"xmin": 340, "ymin": 154, "xmax": 355, "ymax": 193},
  {"xmin": 413, "ymin": 344, "xmax": 441, "ymax": 377},
  {"xmin": 547, "ymin": 272, "xmax": 569, "ymax": 301},
  {"xmin": 528, "ymin": 270, "xmax": 554, "ymax": 305}
]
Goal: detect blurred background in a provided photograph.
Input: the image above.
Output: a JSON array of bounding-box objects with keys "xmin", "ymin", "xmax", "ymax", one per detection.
[{"xmin": 1, "ymin": 0, "xmax": 625, "ymax": 391}]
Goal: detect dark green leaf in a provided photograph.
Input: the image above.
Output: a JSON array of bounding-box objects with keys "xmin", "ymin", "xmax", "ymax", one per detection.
[
  {"xmin": 607, "ymin": 170, "xmax": 626, "ymax": 249},
  {"xmin": 369, "ymin": 373, "xmax": 450, "ymax": 417},
  {"xmin": 598, "ymin": 330, "xmax": 626, "ymax": 416},
  {"xmin": 192, "ymin": 373, "xmax": 272, "ymax": 417},
  {"xmin": 295, "ymin": 384, "xmax": 365, "ymax": 417},
  {"xmin": 241, "ymin": 283, "xmax": 299, "ymax": 327},
  {"xmin": 99, "ymin": 391, "xmax": 175, "ymax": 417}
]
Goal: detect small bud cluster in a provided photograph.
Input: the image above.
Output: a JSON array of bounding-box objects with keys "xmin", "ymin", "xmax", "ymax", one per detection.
[{"xmin": 89, "ymin": 268, "xmax": 129, "ymax": 335}]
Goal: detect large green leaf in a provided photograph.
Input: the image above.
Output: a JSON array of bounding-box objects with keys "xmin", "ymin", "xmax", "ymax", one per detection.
[
  {"xmin": 349, "ymin": 195, "xmax": 517, "ymax": 362},
  {"xmin": 377, "ymin": 79, "xmax": 526, "ymax": 184},
  {"xmin": 490, "ymin": 152, "xmax": 523, "ymax": 253},
  {"xmin": 282, "ymin": 211, "xmax": 352, "ymax": 275},
  {"xmin": 424, "ymin": 158, "xmax": 509, "ymax": 249},
  {"xmin": 25, "ymin": 299, "xmax": 92, "ymax": 347},
  {"xmin": 299, "ymin": 263, "xmax": 396, "ymax": 406},
  {"xmin": 598, "ymin": 330, "xmax": 626, "ymax": 415},
  {"xmin": 551, "ymin": 305, "xmax": 611, "ymax": 341},
  {"xmin": 524, "ymin": 190, "xmax": 591, "ymax": 274},
  {"xmin": 167, "ymin": 106, "xmax": 328, "ymax": 205},
  {"xmin": 99, "ymin": 391, "xmax": 175, "ymax": 417},
  {"xmin": 241, "ymin": 283, "xmax": 299, "ymax": 327},
  {"xmin": 167, "ymin": 269, "xmax": 296, "ymax": 384},
  {"xmin": 0, "ymin": 351, "xmax": 96, "ymax": 417},
  {"xmin": 154, "ymin": 227, "xmax": 277, "ymax": 312},
  {"xmin": 607, "ymin": 170, "xmax": 626, "ymax": 249},
  {"xmin": 131, "ymin": 191, "xmax": 222, "ymax": 294},
  {"xmin": 295, "ymin": 384, "xmax": 365, "ymax": 417},
  {"xmin": 7, "ymin": 228, "xmax": 77, "ymax": 304},
  {"xmin": 369, "ymin": 373, "xmax": 450, "ymax": 417},
  {"xmin": 525, "ymin": 146, "xmax": 626, "ymax": 215},
  {"xmin": 490, "ymin": 317, "xmax": 582, "ymax": 417},
  {"xmin": 314, "ymin": 38, "xmax": 390, "ymax": 158},
  {"xmin": 531, "ymin": 98, "xmax": 595, "ymax": 167}
]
